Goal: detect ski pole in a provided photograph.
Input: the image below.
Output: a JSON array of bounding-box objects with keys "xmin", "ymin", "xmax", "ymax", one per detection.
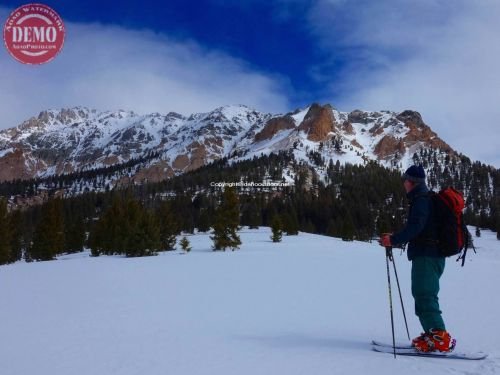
[
  {"xmin": 389, "ymin": 247, "xmax": 411, "ymax": 341},
  {"xmin": 385, "ymin": 246, "xmax": 396, "ymax": 358}
]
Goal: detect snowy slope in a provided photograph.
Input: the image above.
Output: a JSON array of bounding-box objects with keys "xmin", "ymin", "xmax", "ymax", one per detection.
[{"xmin": 0, "ymin": 228, "xmax": 499, "ymax": 375}]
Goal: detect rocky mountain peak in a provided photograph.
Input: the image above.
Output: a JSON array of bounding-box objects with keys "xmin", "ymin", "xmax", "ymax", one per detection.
[{"xmin": 396, "ymin": 110, "xmax": 425, "ymax": 127}]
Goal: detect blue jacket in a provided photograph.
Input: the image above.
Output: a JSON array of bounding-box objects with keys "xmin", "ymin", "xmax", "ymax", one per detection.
[{"xmin": 390, "ymin": 183, "xmax": 441, "ymax": 261}]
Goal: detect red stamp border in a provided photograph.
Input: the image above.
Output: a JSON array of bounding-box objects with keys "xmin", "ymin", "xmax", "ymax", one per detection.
[{"xmin": 3, "ymin": 3, "xmax": 65, "ymax": 65}]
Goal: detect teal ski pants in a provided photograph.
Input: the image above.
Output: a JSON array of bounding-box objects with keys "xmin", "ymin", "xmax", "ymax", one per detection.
[{"xmin": 411, "ymin": 256, "xmax": 446, "ymax": 332}]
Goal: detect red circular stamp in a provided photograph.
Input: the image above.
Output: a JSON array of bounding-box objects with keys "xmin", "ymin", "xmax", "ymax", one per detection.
[{"xmin": 3, "ymin": 3, "xmax": 65, "ymax": 65}]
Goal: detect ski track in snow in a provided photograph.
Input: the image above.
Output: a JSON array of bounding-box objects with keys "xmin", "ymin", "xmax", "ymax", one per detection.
[{"xmin": 0, "ymin": 228, "xmax": 498, "ymax": 375}]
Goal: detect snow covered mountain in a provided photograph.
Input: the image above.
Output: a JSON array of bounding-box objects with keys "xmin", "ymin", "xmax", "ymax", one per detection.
[{"xmin": 0, "ymin": 103, "xmax": 453, "ymax": 183}]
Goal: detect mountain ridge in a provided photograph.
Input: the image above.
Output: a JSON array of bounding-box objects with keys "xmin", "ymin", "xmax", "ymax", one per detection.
[{"xmin": 0, "ymin": 103, "xmax": 464, "ymax": 185}]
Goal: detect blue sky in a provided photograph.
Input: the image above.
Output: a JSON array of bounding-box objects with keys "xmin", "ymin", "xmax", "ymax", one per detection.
[
  {"xmin": 0, "ymin": 0, "xmax": 336, "ymax": 106},
  {"xmin": 1, "ymin": 0, "xmax": 499, "ymax": 166}
]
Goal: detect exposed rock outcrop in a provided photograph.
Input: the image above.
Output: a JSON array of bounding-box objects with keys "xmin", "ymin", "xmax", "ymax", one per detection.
[
  {"xmin": 254, "ymin": 116, "xmax": 295, "ymax": 142},
  {"xmin": 374, "ymin": 135, "xmax": 406, "ymax": 159},
  {"xmin": 298, "ymin": 103, "xmax": 337, "ymax": 142}
]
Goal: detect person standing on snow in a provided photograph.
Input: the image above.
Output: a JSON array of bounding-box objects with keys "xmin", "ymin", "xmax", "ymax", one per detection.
[{"xmin": 379, "ymin": 165, "xmax": 455, "ymax": 353}]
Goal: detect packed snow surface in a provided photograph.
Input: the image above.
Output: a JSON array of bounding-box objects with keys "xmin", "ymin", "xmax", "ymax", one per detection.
[{"xmin": 1, "ymin": 227, "xmax": 499, "ymax": 375}]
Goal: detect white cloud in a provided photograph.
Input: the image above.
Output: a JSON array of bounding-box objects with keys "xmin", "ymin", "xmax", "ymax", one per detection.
[
  {"xmin": 308, "ymin": 0, "xmax": 500, "ymax": 167},
  {"xmin": 0, "ymin": 7, "xmax": 290, "ymax": 129},
  {"xmin": 1, "ymin": 3, "xmax": 498, "ymax": 167}
]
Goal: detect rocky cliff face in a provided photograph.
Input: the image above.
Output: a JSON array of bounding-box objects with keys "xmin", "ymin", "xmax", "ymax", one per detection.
[
  {"xmin": 297, "ymin": 103, "xmax": 337, "ymax": 142},
  {"xmin": 0, "ymin": 103, "xmax": 456, "ymax": 184},
  {"xmin": 254, "ymin": 116, "xmax": 295, "ymax": 142}
]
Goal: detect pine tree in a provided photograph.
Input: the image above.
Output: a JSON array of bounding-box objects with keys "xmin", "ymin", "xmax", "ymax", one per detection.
[
  {"xmin": 325, "ymin": 219, "xmax": 335, "ymax": 237},
  {"xmin": 88, "ymin": 194, "xmax": 125, "ymax": 256},
  {"xmin": 141, "ymin": 209, "xmax": 161, "ymax": 255},
  {"xmin": 197, "ymin": 209, "xmax": 211, "ymax": 232},
  {"xmin": 302, "ymin": 219, "xmax": 316, "ymax": 233},
  {"xmin": 376, "ymin": 212, "xmax": 392, "ymax": 236},
  {"xmin": 8, "ymin": 209, "xmax": 23, "ymax": 263},
  {"xmin": 496, "ymin": 190, "xmax": 500, "ymax": 240},
  {"xmin": 136, "ymin": 208, "xmax": 160, "ymax": 256},
  {"xmin": 88, "ymin": 212, "xmax": 106, "ymax": 257},
  {"xmin": 123, "ymin": 197, "xmax": 160, "ymax": 257},
  {"xmin": 271, "ymin": 215, "xmax": 283, "ymax": 243},
  {"xmin": 65, "ymin": 214, "xmax": 85, "ymax": 253},
  {"xmin": 30, "ymin": 198, "xmax": 65, "ymax": 261},
  {"xmin": 123, "ymin": 198, "xmax": 143, "ymax": 257},
  {"xmin": 282, "ymin": 207, "xmax": 299, "ymax": 235},
  {"xmin": 157, "ymin": 201, "xmax": 178, "ymax": 250},
  {"xmin": 341, "ymin": 213, "xmax": 355, "ymax": 241},
  {"xmin": 0, "ymin": 198, "xmax": 12, "ymax": 265},
  {"xmin": 246, "ymin": 199, "xmax": 261, "ymax": 229},
  {"xmin": 180, "ymin": 236, "xmax": 191, "ymax": 252},
  {"xmin": 211, "ymin": 187, "xmax": 241, "ymax": 251},
  {"xmin": 88, "ymin": 219, "xmax": 103, "ymax": 257},
  {"xmin": 89, "ymin": 194, "xmax": 160, "ymax": 257}
]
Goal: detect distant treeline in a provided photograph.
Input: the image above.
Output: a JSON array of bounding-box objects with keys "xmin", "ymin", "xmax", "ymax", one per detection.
[{"xmin": 0, "ymin": 150, "xmax": 498, "ymax": 265}]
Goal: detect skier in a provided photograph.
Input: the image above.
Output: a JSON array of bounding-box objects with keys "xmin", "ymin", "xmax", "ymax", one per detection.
[{"xmin": 379, "ymin": 165, "xmax": 454, "ymax": 353}]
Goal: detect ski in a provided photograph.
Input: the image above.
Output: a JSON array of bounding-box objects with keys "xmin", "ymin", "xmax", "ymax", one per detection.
[
  {"xmin": 372, "ymin": 343, "xmax": 488, "ymax": 360},
  {"xmin": 372, "ymin": 340, "xmax": 413, "ymax": 349}
]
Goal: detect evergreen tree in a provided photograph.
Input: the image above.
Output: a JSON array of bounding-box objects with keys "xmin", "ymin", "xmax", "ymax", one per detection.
[
  {"xmin": 171, "ymin": 194, "xmax": 195, "ymax": 233},
  {"xmin": 0, "ymin": 198, "xmax": 12, "ymax": 265},
  {"xmin": 282, "ymin": 207, "xmax": 299, "ymax": 235},
  {"xmin": 197, "ymin": 209, "xmax": 211, "ymax": 232},
  {"xmin": 326, "ymin": 218, "xmax": 337, "ymax": 237},
  {"xmin": 180, "ymin": 236, "xmax": 191, "ymax": 252},
  {"xmin": 496, "ymin": 183, "xmax": 500, "ymax": 240},
  {"xmin": 30, "ymin": 198, "xmax": 65, "ymax": 261},
  {"xmin": 376, "ymin": 212, "xmax": 392, "ymax": 237},
  {"xmin": 89, "ymin": 194, "xmax": 160, "ymax": 257},
  {"xmin": 123, "ymin": 198, "xmax": 143, "ymax": 257},
  {"xmin": 245, "ymin": 199, "xmax": 261, "ymax": 229},
  {"xmin": 124, "ymin": 199, "xmax": 160, "ymax": 257},
  {"xmin": 302, "ymin": 219, "xmax": 316, "ymax": 233},
  {"xmin": 140, "ymin": 209, "xmax": 161, "ymax": 255},
  {"xmin": 8, "ymin": 209, "xmax": 23, "ymax": 263},
  {"xmin": 65, "ymin": 214, "xmax": 85, "ymax": 253},
  {"xmin": 88, "ymin": 220, "xmax": 103, "ymax": 257},
  {"xmin": 211, "ymin": 187, "xmax": 241, "ymax": 251},
  {"xmin": 157, "ymin": 201, "xmax": 178, "ymax": 250},
  {"xmin": 271, "ymin": 215, "xmax": 283, "ymax": 243},
  {"xmin": 341, "ymin": 213, "xmax": 355, "ymax": 241},
  {"xmin": 88, "ymin": 194, "xmax": 125, "ymax": 256}
]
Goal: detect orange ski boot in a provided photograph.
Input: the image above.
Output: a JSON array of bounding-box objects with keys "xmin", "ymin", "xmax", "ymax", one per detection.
[{"xmin": 413, "ymin": 329, "xmax": 456, "ymax": 353}]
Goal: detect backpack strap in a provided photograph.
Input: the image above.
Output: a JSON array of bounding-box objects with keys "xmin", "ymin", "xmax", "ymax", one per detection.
[
  {"xmin": 411, "ymin": 191, "xmax": 433, "ymax": 202},
  {"xmin": 411, "ymin": 190, "xmax": 437, "ymax": 246}
]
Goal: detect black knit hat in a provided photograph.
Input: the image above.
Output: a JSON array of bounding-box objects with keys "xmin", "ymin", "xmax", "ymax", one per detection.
[{"xmin": 402, "ymin": 165, "xmax": 426, "ymax": 183}]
